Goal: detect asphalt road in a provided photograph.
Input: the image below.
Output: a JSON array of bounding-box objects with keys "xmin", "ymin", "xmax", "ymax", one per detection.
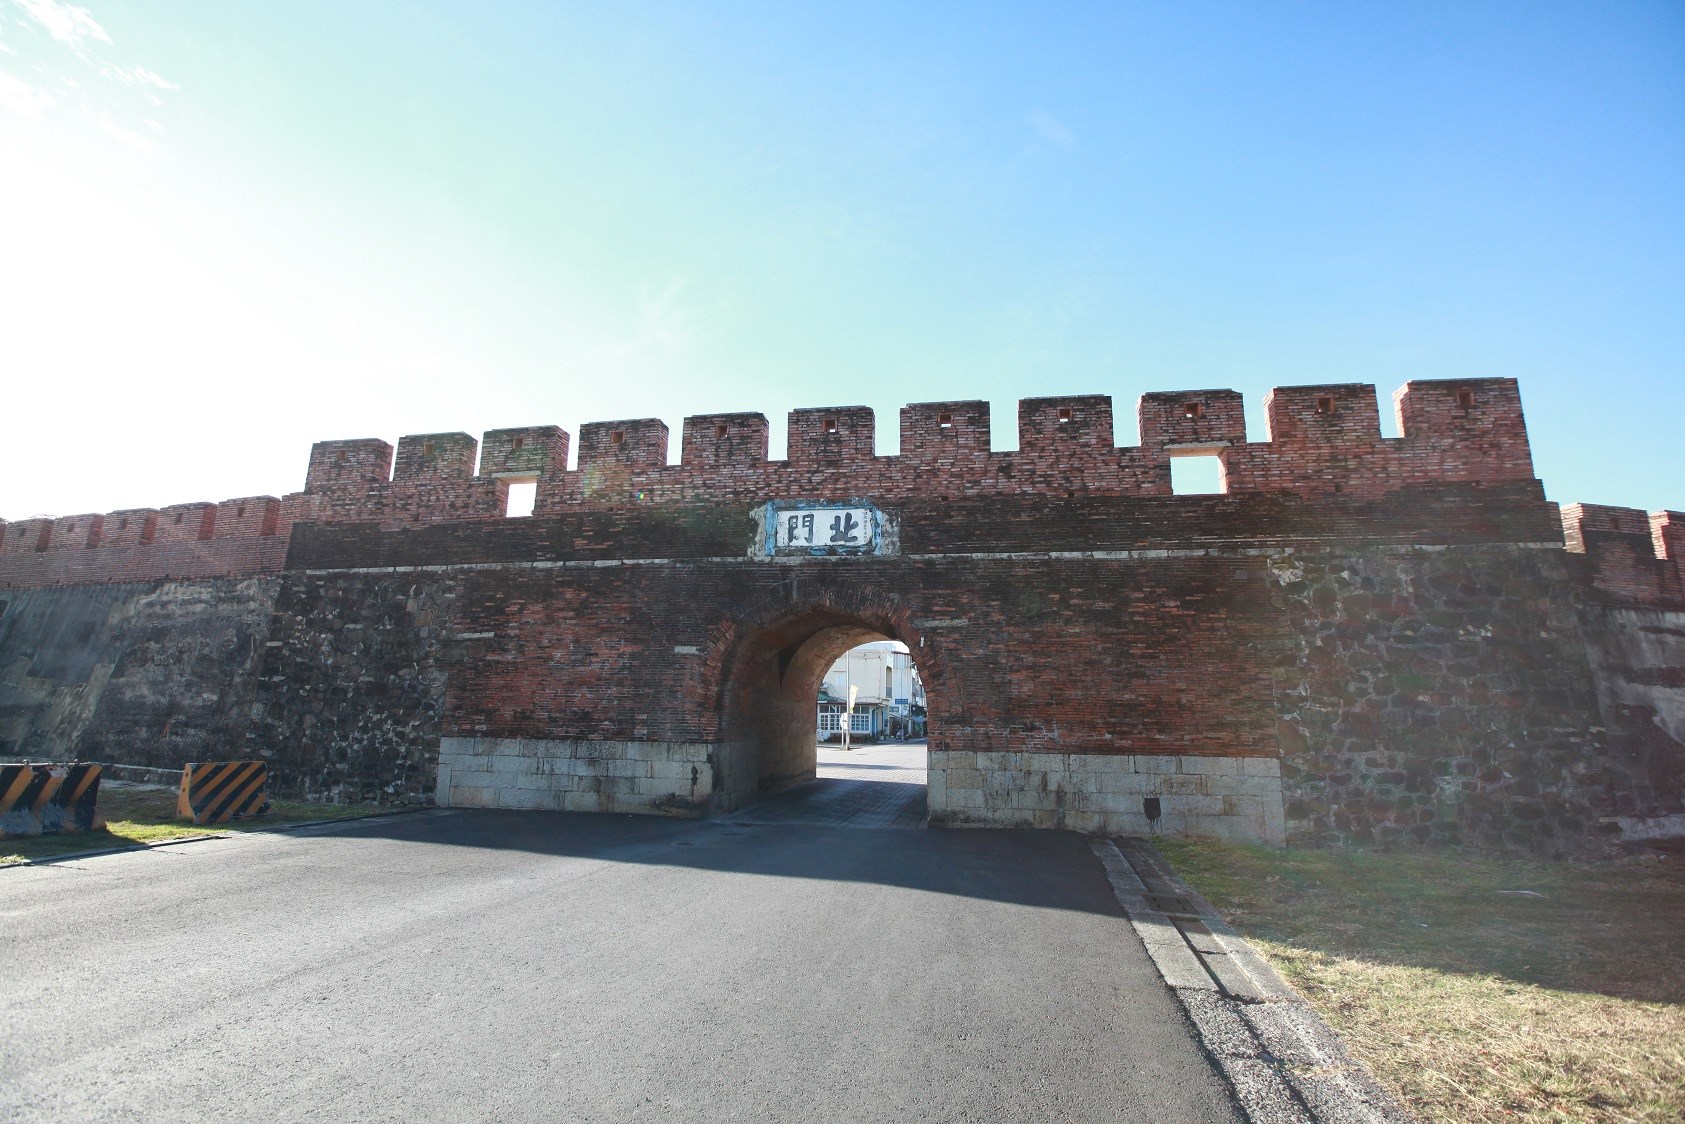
[{"xmin": 1, "ymin": 763, "xmax": 1241, "ymax": 1123}]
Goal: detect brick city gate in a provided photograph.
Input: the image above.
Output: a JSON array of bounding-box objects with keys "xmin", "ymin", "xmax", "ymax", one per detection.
[{"xmin": 3, "ymin": 378, "xmax": 1682, "ymax": 851}]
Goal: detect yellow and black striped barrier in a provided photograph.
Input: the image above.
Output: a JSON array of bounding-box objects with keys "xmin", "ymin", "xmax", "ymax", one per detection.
[
  {"xmin": 0, "ymin": 762, "xmax": 103, "ymax": 836},
  {"xmin": 177, "ymin": 761, "xmax": 271, "ymax": 825}
]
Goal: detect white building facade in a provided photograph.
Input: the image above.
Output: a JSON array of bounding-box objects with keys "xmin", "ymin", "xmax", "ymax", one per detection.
[{"xmin": 817, "ymin": 641, "xmax": 925, "ymax": 739}]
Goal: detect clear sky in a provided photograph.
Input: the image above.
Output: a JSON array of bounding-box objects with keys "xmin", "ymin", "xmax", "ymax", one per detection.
[{"xmin": 2, "ymin": 0, "xmax": 1680, "ymax": 520}]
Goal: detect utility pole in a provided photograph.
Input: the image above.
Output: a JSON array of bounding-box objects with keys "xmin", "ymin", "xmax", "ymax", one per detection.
[{"xmin": 843, "ymin": 683, "xmax": 858, "ymax": 752}]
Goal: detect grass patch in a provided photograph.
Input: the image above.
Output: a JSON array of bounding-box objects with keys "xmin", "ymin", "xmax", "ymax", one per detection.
[
  {"xmin": 1155, "ymin": 838, "xmax": 1685, "ymax": 1123},
  {"xmin": 2, "ymin": 785, "xmax": 381, "ymax": 867}
]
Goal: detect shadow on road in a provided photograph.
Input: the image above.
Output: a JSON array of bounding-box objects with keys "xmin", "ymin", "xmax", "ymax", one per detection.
[{"xmin": 291, "ymin": 792, "xmax": 1124, "ymax": 921}]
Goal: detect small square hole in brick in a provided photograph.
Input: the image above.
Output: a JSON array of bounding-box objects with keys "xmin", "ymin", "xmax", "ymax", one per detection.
[
  {"xmin": 118, "ymin": 519, "xmax": 128, "ymax": 531},
  {"xmin": 236, "ymin": 505, "xmax": 246, "ymax": 517},
  {"xmin": 823, "ymin": 418, "xmax": 838, "ymax": 434},
  {"xmin": 610, "ymin": 430, "xmax": 625, "ymax": 446},
  {"xmin": 422, "ymin": 441, "xmax": 435, "ymax": 457},
  {"xmin": 1171, "ymin": 453, "xmax": 1224, "ymax": 495},
  {"xmin": 512, "ymin": 436, "xmax": 525, "ymax": 451},
  {"xmin": 1057, "ymin": 407, "xmax": 1072, "ymax": 424},
  {"xmin": 1458, "ymin": 389, "xmax": 1475, "ymax": 408},
  {"xmin": 716, "ymin": 424, "xmax": 729, "ymax": 438},
  {"xmin": 939, "ymin": 413, "xmax": 954, "ymax": 428},
  {"xmin": 173, "ymin": 513, "xmax": 183, "ymax": 525},
  {"xmin": 504, "ymin": 480, "xmax": 537, "ymax": 518},
  {"xmin": 1183, "ymin": 401, "xmax": 1203, "ymax": 419},
  {"xmin": 1316, "ymin": 396, "xmax": 1335, "ymax": 415}
]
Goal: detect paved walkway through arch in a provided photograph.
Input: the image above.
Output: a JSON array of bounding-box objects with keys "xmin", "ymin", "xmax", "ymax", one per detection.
[{"xmin": 726, "ymin": 741, "xmax": 929, "ymax": 828}]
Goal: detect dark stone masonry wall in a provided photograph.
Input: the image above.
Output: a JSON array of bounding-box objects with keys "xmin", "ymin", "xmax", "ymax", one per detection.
[
  {"xmin": 243, "ymin": 576, "xmax": 453, "ymax": 804},
  {"xmin": 1268, "ymin": 546, "xmax": 1619, "ymax": 850}
]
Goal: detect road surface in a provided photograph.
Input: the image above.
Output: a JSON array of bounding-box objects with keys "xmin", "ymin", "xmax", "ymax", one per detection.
[{"xmin": 1, "ymin": 751, "xmax": 1240, "ymax": 1123}]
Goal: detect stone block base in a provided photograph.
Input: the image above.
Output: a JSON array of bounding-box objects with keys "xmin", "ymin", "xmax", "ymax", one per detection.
[
  {"xmin": 436, "ymin": 737, "xmax": 712, "ymax": 816},
  {"xmin": 928, "ymin": 750, "xmax": 1286, "ymax": 845}
]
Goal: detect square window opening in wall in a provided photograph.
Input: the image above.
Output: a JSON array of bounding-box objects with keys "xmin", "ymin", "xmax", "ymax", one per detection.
[
  {"xmin": 1457, "ymin": 389, "xmax": 1476, "ymax": 409},
  {"xmin": 1315, "ymin": 396, "xmax": 1335, "ymax": 415},
  {"xmin": 823, "ymin": 417, "xmax": 838, "ymax": 434},
  {"xmin": 335, "ymin": 451, "xmax": 347, "ymax": 465},
  {"xmin": 1183, "ymin": 401, "xmax": 1203, "ymax": 419},
  {"xmin": 422, "ymin": 441, "xmax": 436, "ymax": 458},
  {"xmin": 1170, "ymin": 452, "xmax": 1225, "ymax": 495},
  {"xmin": 938, "ymin": 412, "xmax": 954, "ymax": 428},
  {"xmin": 716, "ymin": 424, "xmax": 729, "ymax": 438},
  {"xmin": 1057, "ymin": 407, "xmax": 1072, "ymax": 424},
  {"xmin": 512, "ymin": 436, "xmax": 525, "ymax": 451},
  {"xmin": 610, "ymin": 430, "xmax": 625, "ymax": 446},
  {"xmin": 173, "ymin": 513, "xmax": 183, "ymax": 525},
  {"xmin": 236, "ymin": 504, "xmax": 246, "ymax": 518},
  {"xmin": 504, "ymin": 479, "xmax": 537, "ymax": 518}
]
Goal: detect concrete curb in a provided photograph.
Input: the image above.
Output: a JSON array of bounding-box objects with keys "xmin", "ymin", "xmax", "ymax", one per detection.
[
  {"xmin": 1092, "ymin": 837, "xmax": 1413, "ymax": 1124},
  {"xmin": 2, "ymin": 806, "xmax": 439, "ymax": 868}
]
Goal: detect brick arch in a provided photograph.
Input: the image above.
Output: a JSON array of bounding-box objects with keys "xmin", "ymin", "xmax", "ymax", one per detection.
[{"xmin": 697, "ymin": 589, "xmax": 941, "ymax": 814}]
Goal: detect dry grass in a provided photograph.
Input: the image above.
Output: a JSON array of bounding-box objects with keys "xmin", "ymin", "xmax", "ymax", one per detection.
[
  {"xmin": 2, "ymin": 784, "xmax": 378, "ymax": 866},
  {"xmin": 1156, "ymin": 838, "xmax": 1685, "ymax": 1123}
]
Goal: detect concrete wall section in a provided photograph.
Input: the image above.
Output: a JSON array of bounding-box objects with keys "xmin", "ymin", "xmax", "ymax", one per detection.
[
  {"xmin": 0, "ymin": 579, "xmax": 279, "ymax": 767},
  {"xmin": 436, "ymin": 737, "xmax": 714, "ymax": 814},
  {"xmin": 1579, "ymin": 606, "xmax": 1685, "ymax": 826},
  {"xmin": 929, "ymin": 750, "xmax": 1286, "ymax": 844}
]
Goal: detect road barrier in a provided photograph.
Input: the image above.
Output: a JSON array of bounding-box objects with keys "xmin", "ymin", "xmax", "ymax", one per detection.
[
  {"xmin": 0, "ymin": 762, "xmax": 104, "ymax": 836},
  {"xmin": 177, "ymin": 761, "xmax": 271, "ymax": 825}
]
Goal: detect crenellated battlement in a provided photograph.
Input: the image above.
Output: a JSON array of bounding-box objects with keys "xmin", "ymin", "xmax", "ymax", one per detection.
[
  {"xmin": 2, "ymin": 376, "xmax": 1665, "ymax": 600},
  {"xmin": 291, "ymin": 377, "xmax": 1537, "ymax": 522},
  {"xmin": 1561, "ymin": 503, "xmax": 1685, "ymax": 607}
]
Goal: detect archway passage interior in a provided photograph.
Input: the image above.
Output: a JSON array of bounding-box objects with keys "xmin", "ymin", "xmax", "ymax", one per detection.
[{"xmin": 712, "ymin": 607, "xmax": 929, "ymax": 816}]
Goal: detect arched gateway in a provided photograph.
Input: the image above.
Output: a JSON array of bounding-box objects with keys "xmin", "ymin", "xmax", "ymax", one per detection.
[{"xmin": 3, "ymin": 379, "xmax": 1681, "ymax": 851}]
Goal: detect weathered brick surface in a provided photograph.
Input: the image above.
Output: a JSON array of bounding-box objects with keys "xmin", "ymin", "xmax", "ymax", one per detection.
[{"xmin": 0, "ymin": 378, "xmax": 1680, "ymax": 851}]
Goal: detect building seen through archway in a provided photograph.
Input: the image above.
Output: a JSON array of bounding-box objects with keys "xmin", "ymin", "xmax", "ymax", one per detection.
[{"xmin": 816, "ymin": 641, "xmax": 925, "ymax": 742}]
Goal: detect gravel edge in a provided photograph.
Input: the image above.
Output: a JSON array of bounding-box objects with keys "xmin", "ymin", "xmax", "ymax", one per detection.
[{"xmin": 1092, "ymin": 836, "xmax": 1414, "ymax": 1124}]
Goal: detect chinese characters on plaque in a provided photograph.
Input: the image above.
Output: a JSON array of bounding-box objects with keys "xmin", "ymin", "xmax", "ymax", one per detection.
[{"xmin": 774, "ymin": 507, "xmax": 873, "ymax": 551}]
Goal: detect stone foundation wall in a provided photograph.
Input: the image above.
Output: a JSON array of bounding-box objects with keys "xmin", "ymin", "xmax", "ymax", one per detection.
[
  {"xmin": 436, "ymin": 737, "xmax": 713, "ymax": 815},
  {"xmin": 929, "ymin": 750, "xmax": 1285, "ymax": 844}
]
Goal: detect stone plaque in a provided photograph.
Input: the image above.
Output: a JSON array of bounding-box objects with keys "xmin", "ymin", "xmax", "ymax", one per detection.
[{"xmin": 752, "ymin": 501, "xmax": 897, "ymax": 558}]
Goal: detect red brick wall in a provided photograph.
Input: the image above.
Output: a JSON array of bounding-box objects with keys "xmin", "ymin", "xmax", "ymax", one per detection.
[{"xmin": 1561, "ymin": 503, "xmax": 1685, "ymax": 608}]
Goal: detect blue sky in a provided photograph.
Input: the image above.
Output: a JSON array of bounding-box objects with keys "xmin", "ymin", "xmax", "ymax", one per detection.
[{"xmin": 1, "ymin": 0, "xmax": 1680, "ymax": 518}]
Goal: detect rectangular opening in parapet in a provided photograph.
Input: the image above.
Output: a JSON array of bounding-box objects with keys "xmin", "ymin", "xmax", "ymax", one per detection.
[
  {"xmin": 610, "ymin": 430, "xmax": 625, "ymax": 446},
  {"xmin": 823, "ymin": 417, "xmax": 838, "ymax": 434},
  {"xmin": 716, "ymin": 424, "xmax": 729, "ymax": 438},
  {"xmin": 1458, "ymin": 389, "xmax": 1476, "ymax": 409},
  {"xmin": 505, "ymin": 479, "xmax": 537, "ymax": 518},
  {"xmin": 1170, "ymin": 452, "xmax": 1225, "ymax": 495},
  {"xmin": 938, "ymin": 413, "xmax": 954, "ymax": 428},
  {"xmin": 1183, "ymin": 401, "xmax": 1203, "ymax": 419},
  {"xmin": 1057, "ymin": 407, "xmax": 1072, "ymax": 424},
  {"xmin": 1316, "ymin": 396, "xmax": 1335, "ymax": 415}
]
